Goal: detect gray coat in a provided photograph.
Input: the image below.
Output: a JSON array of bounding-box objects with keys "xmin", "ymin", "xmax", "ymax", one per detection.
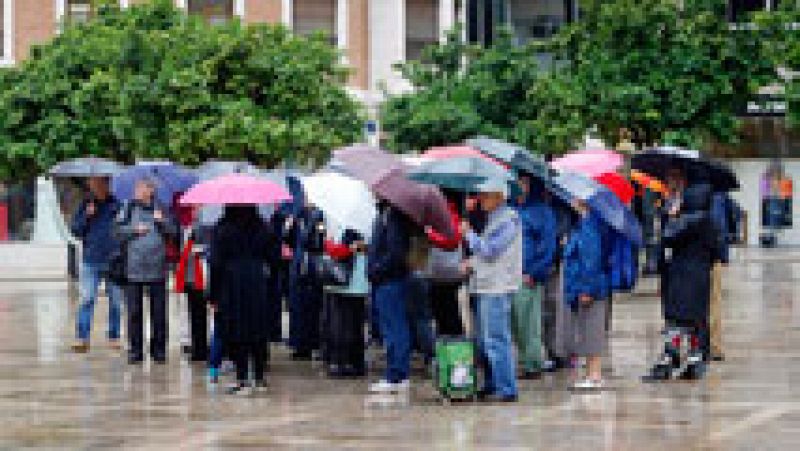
[{"xmin": 115, "ymin": 201, "xmax": 178, "ymax": 283}]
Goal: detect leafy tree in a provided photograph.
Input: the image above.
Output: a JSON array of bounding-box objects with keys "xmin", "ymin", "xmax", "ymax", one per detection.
[
  {"xmin": 553, "ymin": 0, "xmax": 776, "ymax": 149},
  {"xmin": 0, "ymin": 0, "xmax": 363, "ymax": 180},
  {"xmin": 755, "ymin": 4, "xmax": 800, "ymax": 130},
  {"xmin": 381, "ymin": 28, "xmax": 587, "ymax": 155}
]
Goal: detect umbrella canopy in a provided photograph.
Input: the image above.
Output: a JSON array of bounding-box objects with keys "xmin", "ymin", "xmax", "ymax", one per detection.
[
  {"xmin": 550, "ymin": 149, "xmax": 624, "ymax": 177},
  {"xmin": 630, "ymin": 170, "xmax": 668, "ymax": 195},
  {"xmin": 371, "ymin": 169, "xmax": 454, "ymax": 238},
  {"xmin": 197, "ymin": 160, "xmax": 259, "ymax": 180},
  {"xmin": 409, "ymin": 156, "xmax": 512, "ymax": 192},
  {"xmin": 593, "ymin": 172, "xmax": 635, "ymax": 205},
  {"xmin": 552, "ymin": 171, "xmax": 643, "ymax": 246},
  {"xmin": 422, "ymin": 145, "xmax": 500, "ymax": 164},
  {"xmin": 632, "ymin": 147, "xmax": 739, "ymax": 192},
  {"xmin": 112, "ymin": 162, "xmax": 198, "ymax": 207},
  {"xmin": 179, "ymin": 174, "xmax": 292, "ymax": 206},
  {"xmin": 466, "ymin": 136, "xmax": 548, "ymax": 178},
  {"xmin": 49, "ymin": 157, "xmax": 123, "ymax": 178},
  {"xmin": 328, "ymin": 145, "xmax": 408, "ymax": 186},
  {"xmin": 302, "ymin": 172, "xmax": 377, "ymax": 240}
]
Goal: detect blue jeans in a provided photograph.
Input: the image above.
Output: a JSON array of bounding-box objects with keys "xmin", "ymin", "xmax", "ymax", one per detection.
[
  {"xmin": 76, "ymin": 262, "xmax": 121, "ymax": 341},
  {"xmin": 374, "ymin": 278, "xmax": 411, "ymax": 383},
  {"xmin": 475, "ymin": 293, "xmax": 518, "ymax": 397},
  {"xmin": 407, "ymin": 275, "xmax": 434, "ymax": 361}
]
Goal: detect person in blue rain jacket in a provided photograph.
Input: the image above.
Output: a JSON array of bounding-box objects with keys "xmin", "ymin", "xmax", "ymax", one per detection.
[
  {"xmin": 563, "ymin": 201, "xmax": 607, "ymax": 390},
  {"xmin": 510, "ymin": 174, "xmax": 557, "ymax": 378}
]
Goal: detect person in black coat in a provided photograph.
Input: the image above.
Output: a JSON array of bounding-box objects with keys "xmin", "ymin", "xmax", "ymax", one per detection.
[
  {"xmin": 209, "ymin": 206, "xmax": 279, "ymax": 395},
  {"xmin": 660, "ymin": 183, "xmax": 719, "ymax": 355}
]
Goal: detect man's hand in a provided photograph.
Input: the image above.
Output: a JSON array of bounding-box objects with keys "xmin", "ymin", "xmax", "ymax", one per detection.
[
  {"xmin": 135, "ymin": 223, "xmax": 149, "ymax": 235},
  {"xmin": 153, "ymin": 209, "xmax": 164, "ymax": 222},
  {"xmin": 460, "ymin": 220, "xmax": 472, "ymax": 234},
  {"xmin": 459, "ymin": 260, "xmax": 471, "ymax": 275},
  {"xmin": 579, "ymin": 294, "xmax": 593, "ymax": 306},
  {"xmin": 86, "ymin": 202, "xmax": 96, "ymax": 217}
]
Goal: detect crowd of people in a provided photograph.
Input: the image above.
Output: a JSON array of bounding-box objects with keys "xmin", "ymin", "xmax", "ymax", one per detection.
[{"xmin": 67, "ymin": 157, "xmax": 733, "ymax": 400}]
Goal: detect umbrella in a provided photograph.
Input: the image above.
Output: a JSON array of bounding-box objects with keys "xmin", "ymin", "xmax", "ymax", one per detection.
[
  {"xmin": 179, "ymin": 174, "xmax": 292, "ymax": 206},
  {"xmin": 302, "ymin": 172, "xmax": 377, "ymax": 240},
  {"xmin": 466, "ymin": 136, "xmax": 548, "ymax": 178},
  {"xmin": 552, "ymin": 171, "xmax": 643, "ymax": 246},
  {"xmin": 112, "ymin": 162, "xmax": 198, "ymax": 207},
  {"xmin": 195, "ymin": 161, "xmax": 275, "ymax": 225},
  {"xmin": 593, "ymin": 172, "xmax": 635, "ymax": 205},
  {"xmin": 550, "ymin": 149, "xmax": 624, "ymax": 177},
  {"xmin": 422, "ymin": 145, "xmax": 502, "ymax": 165},
  {"xmin": 409, "ymin": 156, "xmax": 512, "ymax": 192},
  {"xmin": 49, "ymin": 157, "xmax": 123, "ymax": 178},
  {"xmin": 630, "ymin": 170, "xmax": 668, "ymax": 195},
  {"xmin": 328, "ymin": 145, "xmax": 408, "ymax": 186},
  {"xmin": 371, "ymin": 169, "xmax": 454, "ymax": 238},
  {"xmin": 632, "ymin": 146, "xmax": 739, "ymax": 192}
]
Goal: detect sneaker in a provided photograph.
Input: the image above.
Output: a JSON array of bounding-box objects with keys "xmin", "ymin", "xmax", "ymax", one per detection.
[
  {"xmin": 226, "ymin": 383, "xmax": 252, "ymax": 396},
  {"xmin": 71, "ymin": 341, "xmax": 90, "ymax": 353},
  {"xmin": 253, "ymin": 380, "xmax": 268, "ymax": 393},
  {"xmin": 368, "ymin": 379, "xmax": 410, "ymax": 394},
  {"xmin": 108, "ymin": 339, "xmax": 122, "ymax": 351},
  {"xmin": 572, "ymin": 378, "xmax": 604, "ymax": 391}
]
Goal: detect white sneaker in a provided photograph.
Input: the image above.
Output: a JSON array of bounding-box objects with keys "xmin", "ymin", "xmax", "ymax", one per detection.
[
  {"xmin": 369, "ymin": 379, "xmax": 410, "ymax": 394},
  {"xmin": 572, "ymin": 378, "xmax": 604, "ymax": 391}
]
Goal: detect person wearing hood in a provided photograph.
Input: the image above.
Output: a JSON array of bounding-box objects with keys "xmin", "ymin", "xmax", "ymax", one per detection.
[
  {"xmin": 510, "ymin": 174, "xmax": 557, "ymax": 379},
  {"xmin": 462, "ymin": 178, "xmax": 522, "ymax": 402},
  {"xmin": 660, "ymin": 183, "xmax": 718, "ymax": 360},
  {"xmin": 563, "ymin": 199, "xmax": 607, "ymax": 390}
]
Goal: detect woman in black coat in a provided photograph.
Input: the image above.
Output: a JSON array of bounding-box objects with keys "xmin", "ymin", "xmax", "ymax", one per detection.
[
  {"xmin": 660, "ymin": 184, "xmax": 719, "ymax": 345},
  {"xmin": 210, "ymin": 205, "xmax": 279, "ymax": 395}
]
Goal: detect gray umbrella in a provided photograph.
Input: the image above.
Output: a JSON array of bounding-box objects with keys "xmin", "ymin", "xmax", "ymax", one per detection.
[
  {"xmin": 328, "ymin": 145, "xmax": 408, "ymax": 186},
  {"xmin": 49, "ymin": 157, "xmax": 122, "ymax": 178},
  {"xmin": 466, "ymin": 136, "xmax": 548, "ymax": 179}
]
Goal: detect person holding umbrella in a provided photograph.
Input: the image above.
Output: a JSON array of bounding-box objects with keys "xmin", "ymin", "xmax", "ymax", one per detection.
[
  {"xmin": 70, "ymin": 176, "xmax": 122, "ymax": 353},
  {"xmin": 114, "ymin": 178, "xmax": 178, "ymax": 364},
  {"xmin": 510, "ymin": 174, "xmax": 557, "ymax": 380},
  {"xmin": 462, "ymin": 178, "xmax": 522, "ymax": 403}
]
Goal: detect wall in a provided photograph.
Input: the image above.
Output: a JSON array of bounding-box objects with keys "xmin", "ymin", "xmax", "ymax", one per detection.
[
  {"xmin": 15, "ymin": 0, "xmax": 56, "ymax": 62},
  {"xmin": 728, "ymin": 159, "xmax": 800, "ymax": 247}
]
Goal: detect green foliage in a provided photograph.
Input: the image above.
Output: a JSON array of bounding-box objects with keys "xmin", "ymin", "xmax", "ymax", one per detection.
[
  {"xmin": 381, "ymin": 28, "xmax": 586, "ymax": 155},
  {"xmin": 554, "ymin": 0, "xmax": 776, "ymax": 149},
  {"xmin": 755, "ymin": 3, "xmax": 800, "ymax": 130},
  {"xmin": 0, "ymin": 0, "xmax": 363, "ymax": 180}
]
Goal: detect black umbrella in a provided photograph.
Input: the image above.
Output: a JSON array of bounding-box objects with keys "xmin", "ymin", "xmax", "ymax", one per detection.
[{"xmin": 632, "ymin": 146, "xmax": 739, "ymax": 192}]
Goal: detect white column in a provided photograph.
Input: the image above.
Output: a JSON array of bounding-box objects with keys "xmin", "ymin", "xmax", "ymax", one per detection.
[
  {"xmin": 369, "ymin": 0, "xmax": 407, "ymax": 96},
  {"xmin": 282, "ymin": 0, "xmax": 293, "ymax": 28},
  {"xmin": 120, "ymin": 0, "xmax": 129, "ymax": 8},
  {"xmin": 175, "ymin": 0, "xmax": 187, "ymax": 9},
  {"xmin": 1, "ymin": 0, "xmax": 13, "ymax": 64},
  {"xmin": 438, "ymin": 0, "xmax": 455, "ymax": 42},
  {"xmin": 234, "ymin": 0, "xmax": 245, "ymax": 17},
  {"xmin": 337, "ymin": 0, "xmax": 348, "ymax": 53}
]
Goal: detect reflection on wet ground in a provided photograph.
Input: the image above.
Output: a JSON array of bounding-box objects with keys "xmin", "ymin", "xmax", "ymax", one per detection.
[{"xmin": 0, "ymin": 248, "xmax": 798, "ymax": 449}]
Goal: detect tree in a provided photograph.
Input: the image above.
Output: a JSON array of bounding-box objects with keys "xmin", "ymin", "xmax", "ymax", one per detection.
[
  {"xmin": 755, "ymin": 4, "xmax": 800, "ymax": 130},
  {"xmin": 0, "ymin": 0, "xmax": 363, "ymax": 180},
  {"xmin": 381, "ymin": 28, "xmax": 587, "ymax": 155},
  {"xmin": 552, "ymin": 0, "xmax": 776, "ymax": 149}
]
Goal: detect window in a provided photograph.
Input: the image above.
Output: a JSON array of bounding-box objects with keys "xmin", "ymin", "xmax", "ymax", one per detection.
[
  {"xmin": 294, "ymin": 0, "xmax": 337, "ymax": 45},
  {"xmin": 729, "ymin": 0, "xmax": 768, "ymax": 22},
  {"xmin": 188, "ymin": 0, "xmax": 234, "ymax": 25},
  {"xmin": 406, "ymin": 0, "xmax": 438, "ymax": 60},
  {"xmin": 508, "ymin": 0, "xmax": 569, "ymax": 43},
  {"xmin": 68, "ymin": 0, "xmax": 93, "ymax": 23}
]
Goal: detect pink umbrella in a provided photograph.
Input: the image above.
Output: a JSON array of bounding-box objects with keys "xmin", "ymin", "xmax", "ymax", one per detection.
[
  {"xmin": 179, "ymin": 174, "xmax": 292, "ymax": 206},
  {"xmin": 550, "ymin": 149, "xmax": 624, "ymax": 177},
  {"xmin": 422, "ymin": 146, "xmax": 506, "ymax": 166}
]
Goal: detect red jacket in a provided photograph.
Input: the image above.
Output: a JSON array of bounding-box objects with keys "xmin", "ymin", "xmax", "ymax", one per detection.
[
  {"xmin": 175, "ymin": 239, "xmax": 204, "ymax": 293},
  {"xmin": 324, "ymin": 239, "xmax": 354, "ymax": 261},
  {"xmin": 426, "ymin": 200, "xmax": 462, "ymax": 250}
]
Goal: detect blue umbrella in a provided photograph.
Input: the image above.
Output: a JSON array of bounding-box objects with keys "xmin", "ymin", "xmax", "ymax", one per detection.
[
  {"xmin": 552, "ymin": 171, "xmax": 643, "ymax": 246},
  {"xmin": 112, "ymin": 162, "xmax": 198, "ymax": 208}
]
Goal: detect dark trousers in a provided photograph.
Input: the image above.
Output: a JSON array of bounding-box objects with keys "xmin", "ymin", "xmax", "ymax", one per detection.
[
  {"xmin": 429, "ymin": 281, "xmax": 464, "ymax": 337},
  {"xmin": 233, "ymin": 341, "xmax": 266, "ymax": 383},
  {"xmin": 327, "ymin": 292, "xmax": 366, "ymax": 371},
  {"xmin": 187, "ymin": 288, "xmax": 207, "ymax": 360},
  {"xmin": 125, "ymin": 280, "xmax": 168, "ymax": 360},
  {"xmin": 292, "ymin": 277, "xmax": 322, "ymax": 354}
]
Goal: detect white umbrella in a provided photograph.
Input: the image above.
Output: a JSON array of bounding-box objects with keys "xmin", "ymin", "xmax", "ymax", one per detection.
[{"xmin": 302, "ymin": 171, "xmax": 377, "ymax": 241}]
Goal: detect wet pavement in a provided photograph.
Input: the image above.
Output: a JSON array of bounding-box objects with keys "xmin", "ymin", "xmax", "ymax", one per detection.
[{"xmin": 0, "ymin": 247, "xmax": 798, "ymax": 449}]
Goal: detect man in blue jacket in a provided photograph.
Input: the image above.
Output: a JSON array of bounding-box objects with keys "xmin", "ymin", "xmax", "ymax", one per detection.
[
  {"xmin": 70, "ymin": 177, "xmax": 121, "ymax": 353},
  {"xmin": 510, "ymin": 174, "xmax": 556, "ymax": 379},
  {"xmin": 367, "ymin": 200, "xmax": 413, "ymax": 394}
]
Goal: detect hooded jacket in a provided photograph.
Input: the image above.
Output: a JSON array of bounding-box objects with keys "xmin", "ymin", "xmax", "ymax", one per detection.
[
  {"xmin": 563, "ymin": 213, "xmax": 606, "ymax": 309},
  {"xmin": 512, "ymin": 187, "xmax": 557, "ymax": 283}
]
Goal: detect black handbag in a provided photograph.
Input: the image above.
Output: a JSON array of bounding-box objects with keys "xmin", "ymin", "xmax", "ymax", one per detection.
[
  {"xmin": 107, "ymin": 202, "xmax": 133, "ymax": 284},
  {"xmin": 318, "ymin": 255, "xmax": 353, "ymax": 287}
]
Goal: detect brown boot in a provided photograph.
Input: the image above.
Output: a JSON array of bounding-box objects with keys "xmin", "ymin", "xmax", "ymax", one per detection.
[{"xmin": 71, "ymin": 341, "xmax": 90, "ymax": 353}]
